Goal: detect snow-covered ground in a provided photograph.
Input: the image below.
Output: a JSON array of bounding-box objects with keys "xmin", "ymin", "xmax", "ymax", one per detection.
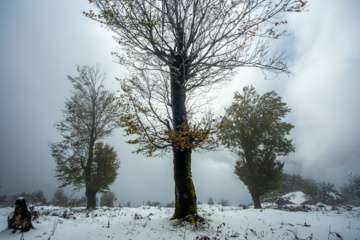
[
  {"xmin": 281, "ymin": 191, "xmax": 309, "ymax": 205},
  {"xmin": 1, "ymin": 203, "xmax": 359, "ymax": 240}
]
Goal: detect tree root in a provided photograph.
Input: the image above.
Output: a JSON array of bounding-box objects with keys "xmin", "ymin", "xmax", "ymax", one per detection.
[{"xmin": 171, "ymin": 214, "xmax": 207, "ymax": 229}]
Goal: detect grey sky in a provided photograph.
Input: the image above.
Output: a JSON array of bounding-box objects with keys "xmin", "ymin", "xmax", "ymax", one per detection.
[{"xmin": 1, "ymin": 0, "xmax": 359, "ymax": 206}]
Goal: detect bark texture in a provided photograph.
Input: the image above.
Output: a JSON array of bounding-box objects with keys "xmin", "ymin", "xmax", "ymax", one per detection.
[
  {"xmin": 170, "ymin": 51, "xmax": 198, "ymax": 219},
  {"xmin": 85, "ymin": 187, "xmax": 97, "ymax": 209},
  {"xmin": 172, "ymin": 147, "xmax": 197, "ymax": 219}
]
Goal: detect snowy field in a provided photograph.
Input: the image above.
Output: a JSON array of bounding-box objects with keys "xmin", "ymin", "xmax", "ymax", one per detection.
[{"xmin": 1, "ymin": 204, "xmax": 359, "ymax": 240}]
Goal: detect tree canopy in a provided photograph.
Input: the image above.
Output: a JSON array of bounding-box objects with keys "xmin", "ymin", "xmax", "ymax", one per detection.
[
  {"xmin": 219, "ymin": 85, "xmax": 295, "ymax": 208},
  {"xmin": 86, "ymin": 0, "xmax": 307, "ymax": 157},
  {"xmin": 90, "ymin": 143, "xmax": 120, "ymax": 193},
  {"xmin": 100, "ymin": 191, "xmax": 118, "ymax": 207}
]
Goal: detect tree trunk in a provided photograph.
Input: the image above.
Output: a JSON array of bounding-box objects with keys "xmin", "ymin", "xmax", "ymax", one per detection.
[
  {"xmin": 250, "ymin": 191, "xmax": 262, "ymax": 209},
  {"xmin": 172, "ymin": 146, "xmax": 198, "ymax": 219},
  {"xmin": 170, "ymin": 46, "xmax": 198, "ymax": 219},
  {"xmin": 86, "ymin": 187, "xmax": 97, "ymax": 209},
  {"xmin": 85, "ymin": 139, "xmax": 96, "ymax": 209},
  {"xmin": 85, "ymin": 114, "xmax": 96, "ymax": 209},
  {"xmin": 85, "ymin": 154, "xmax": 97, "ymax": 209}
]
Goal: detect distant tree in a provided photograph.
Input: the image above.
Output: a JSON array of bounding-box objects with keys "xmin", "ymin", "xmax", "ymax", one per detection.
[
  {"xmin": 295, "ymin": 178, "xmax": 344, "ymax": 205},
  {"xmin": 347, "ymin": 173, "xmax": 360, "ymax": 200},
  {"xmin": 146, "ymin": 200, "xmax": 161, "ymax": 207},
  {"xmin": 8, "ymin": 193, "xmax": 27, "ymax": 206},
  {"xmin": 68, "ymin": 196, "xmax": 88, "ymax": 207},
  {"xmin": 281, "ymin": 173, "xmax": 305, "ymax": 194},
  {"xmin": 276, "ymin": 173, "xmax": 317, "ymax": 197},
  {"xmin": 125, "ymin": 201, "xmax": 131, "ymax": 207},
  {"xmin": 219, "ymin": 86, "xmax": 295, "ymax": 208},
  {"xmin": 301, "ymin": 178, "xmax": 318, "ymax": 200},
  {"xmin": 6, "ymin": 191, "xmax": 46, "ymax": 206},
  {"xmin": 31, "ymin": 190, "xmax": 47, "ymax": 206},
  {"xmin": 50, "ymin": 64, "xmax": 120, "ymax": 209},
  {"xmin": 207, "ymin": 197, "xmax": 214, "ymax": 206},
  {"xmin": 100, "ymin": 191, "xmax": 117, "ymax": 207},
  {"xmin": 0, "ymin": 195, "xmax": 7, "ymax": 207},
  {"xmin": 218, "ymin": 199, "xmax": 230, "ymax": 207},
  {"xmin": 52, "ymin": 189, "xmax": 69, "ymax": 207},
  {"xmin": 86, "ymin": 0, "xmax": 307, "ymax": 220},
  {"xmin": 315, "ymin": 182, "xmax": 344, "ymax": 205},
  {"xmin": 263, "ymin": 173, "xmax": 345, "ymax": 205},
  {"xmin": 166, "ymin": 201, "xmax": 175, "ymax": 208},
  {"xmin": 238, "ymin": 203, "xmax": 249, "ymax": 209},
  {"xmin": 339, "ymin": 173, "xmax": 360, "ymax": 206},
  {"xmin": 262, "ymin": 173, "xmax": 307, "ymax": 202},
  {"xmin": 341, "ymin": 184, "xmax": 359, "ymax": 206}
]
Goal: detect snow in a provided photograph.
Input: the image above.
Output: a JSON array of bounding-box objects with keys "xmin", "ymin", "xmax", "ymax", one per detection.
[
  {"xmin": 329, "ymin": 191, "xmax": 341, "ymax": 200},
  {"xmin": 1, "ymin": 204, "xmax": 360, "ymax": 240},
  {"xmin": 282, "ymin": 191, "xmax": 309, "ymax": 205}
]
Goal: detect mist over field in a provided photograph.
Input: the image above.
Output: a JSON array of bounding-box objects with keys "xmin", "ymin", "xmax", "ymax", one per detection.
[{"xmin": 0, "ymin": 0, "xmax": 359, "ymax": 209}]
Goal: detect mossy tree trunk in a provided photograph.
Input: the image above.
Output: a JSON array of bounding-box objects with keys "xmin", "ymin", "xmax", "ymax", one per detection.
[
  {"xmin": 170, "ymin": 43, "xmax": 198, "ymax": 219},
  {"xmin": 172, "ymin": 147, "xmax": 197, "ymax": 219}
]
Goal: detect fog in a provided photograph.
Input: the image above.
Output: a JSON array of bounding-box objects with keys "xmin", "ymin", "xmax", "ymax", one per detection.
[{"xmin": 1, "ymin": 0, "xmax": 359, "ymax": 206}]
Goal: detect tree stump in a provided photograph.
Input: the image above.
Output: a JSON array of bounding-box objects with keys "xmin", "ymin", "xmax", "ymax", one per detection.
[{"xmin": 7, "ymin": 197, "xmax": 34, "ymax": 233}]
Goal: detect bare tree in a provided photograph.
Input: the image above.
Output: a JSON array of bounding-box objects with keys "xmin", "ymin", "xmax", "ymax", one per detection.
[
  {"xmin": 50, "ymin": 64, "xmax": 120, "ymax": 209},
  {"xmin": 85, "ymin": 0, "xmax": 307, "ymax": 220}
]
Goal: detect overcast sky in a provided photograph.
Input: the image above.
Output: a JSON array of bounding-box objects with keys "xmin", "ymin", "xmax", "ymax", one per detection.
[{"xmin": 1, "ymin": 0, "xmax": 359, "ymax": 206}]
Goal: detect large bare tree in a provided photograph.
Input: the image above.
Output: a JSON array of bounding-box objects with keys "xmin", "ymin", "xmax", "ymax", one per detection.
[{"xmin": 85, "ymin": 0, "xmax": 307, "ymax": 220}]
